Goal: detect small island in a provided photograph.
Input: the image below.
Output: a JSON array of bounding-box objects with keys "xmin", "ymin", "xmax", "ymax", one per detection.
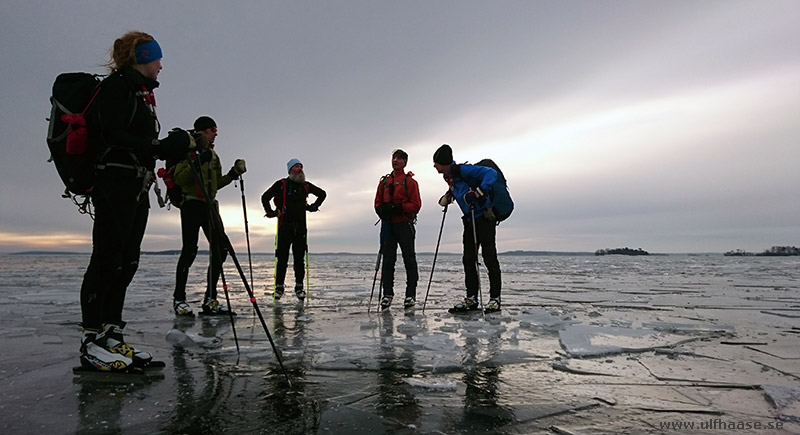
[
  {"xmin": 595, "ymin": 247, "xmax": 649, "ymax": 256},
  {"xmin": 725, "ymin": 246, "xmax": 800, "ymax": 257}
]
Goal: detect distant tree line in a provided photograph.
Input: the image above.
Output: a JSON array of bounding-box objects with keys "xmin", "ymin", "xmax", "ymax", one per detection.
[
  {"xmin": 595, "ymin": 247, "xmax": 649, "ymax": 256},
  {"xmin": 724, "ymin": 246, "xmax": 800, "ymax": 257}
]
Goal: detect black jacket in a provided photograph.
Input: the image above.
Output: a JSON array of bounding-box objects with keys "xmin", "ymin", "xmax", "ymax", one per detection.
[
  {"xmin": 261, "ymin": 178, "xmax": 326, "ymax": 225},
  {"xmin": 93, "ymin": 67, "xmax": 160, "ymax": 176}
]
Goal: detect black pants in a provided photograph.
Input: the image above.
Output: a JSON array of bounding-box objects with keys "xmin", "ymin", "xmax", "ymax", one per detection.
[
  {"xmin": 173, "ymin": 200, "xmax": 228, "ymax": 302},
  {"xmin": 275, "ymin": 222, "xmax": 307, "ymax": 288},
  {"xmin": 80, "ymin": 176, "xmax": 149, "ymax": 330},
  {"xmin": 462, "ymin": 216, "xmax": 502, "ymax": 299},
  {"xmin": 380, "ymin": 221, "xmax": 418, "ymax": 298}
]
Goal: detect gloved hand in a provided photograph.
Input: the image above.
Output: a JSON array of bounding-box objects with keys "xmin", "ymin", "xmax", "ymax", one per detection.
[
  {"xmin": 233, "ymin": 159, "xmax": 246, "ymax": 175},
  {"xmin": 306, "ymin": 203, "xmax": 319, "ymax": 212},
  {"xmin": 464, "ymin": 188, "xmax": 486, "ymax": 206},
  {"xmin": 376, "ymin": 203, "xmax": 399, "ymax": 219},
  {"xmin": 375, "ymin": 203, "xmax": 387, "ymax": 219},
  {"xmin": 438, "ymin": 191, "xmax": 453, "ymax": 207},
  {"xmin": 226, "ymin": 158, "xmax": 246, "ymax": 180},
  {"xmin": 265, "ymin": 209, "xmax": 279, "ymax": 218},
  {"xmin": 152, "ymin": 128, "xmax": 195, "ymax": 160}
]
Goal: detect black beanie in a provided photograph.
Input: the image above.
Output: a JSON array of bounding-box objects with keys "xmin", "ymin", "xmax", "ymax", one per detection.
[
  {"xmin": 392, "ymin": 148, "xmax": 408, "ymax": 161},
  {"xmin": 433, "ymin": 144, "xmax": 453, "ymax": 165},
  {"xmin": 194, "ymin": 116, "xmax": 217, "ymax": 131}
]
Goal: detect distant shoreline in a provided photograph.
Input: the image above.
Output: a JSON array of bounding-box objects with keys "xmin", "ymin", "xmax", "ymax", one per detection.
[{"xmin": 4, "ymin": 250, "xmax": 727, "ymax": 257}]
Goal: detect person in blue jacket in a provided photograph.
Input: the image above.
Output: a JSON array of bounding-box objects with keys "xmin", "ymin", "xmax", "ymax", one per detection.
[{"xmin": 433, "ymin": 144, "xmax": 502, "ymax": 313}]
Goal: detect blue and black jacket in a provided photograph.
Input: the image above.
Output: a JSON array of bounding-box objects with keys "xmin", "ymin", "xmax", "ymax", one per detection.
[{"xmin": 445, "ymin": 161, "xmax": 498, "ymax": 221}]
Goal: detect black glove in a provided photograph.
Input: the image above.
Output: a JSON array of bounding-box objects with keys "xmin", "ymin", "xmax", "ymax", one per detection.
[
  {"xmin": 226, "ymin": 158, "xmax": 246, "ymax": 180},
  {"xmin": 226, "ymin": 167, "xmax": 239, "ymax": 180},
  {"xmin": 464, "ymin": 189, "xmax": 486, "ymax": 206},
  {"xmin": 376, "ymin": 203, "xmax": 389, "ymax": 219},
  {"xmin": 306, "ymin": 203, "xmax": 319, "ymax": 212},
  {"xmin": 376, "ymin": 202, "xmax": 401, "ymax": 219},
  {"xmin": 233, "ymin": 159, "xmax": 246, "ymax": 175},
  {"xmin": 265, "ymin": 209, "xmax": 278, "ymax": 218},
  {"xmin": 154, "ymin": 128, "xmax": 195, "ymax": 159}
]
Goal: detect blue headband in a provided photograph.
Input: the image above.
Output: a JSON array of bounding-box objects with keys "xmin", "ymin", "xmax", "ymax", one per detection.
[{"xmin": 134, "ymin": 40, "xmax": 162, "ymax": 64}]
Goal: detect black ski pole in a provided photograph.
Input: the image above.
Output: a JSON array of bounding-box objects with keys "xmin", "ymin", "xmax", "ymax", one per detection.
[
  {"xmin": 470, "ymin": 206, "xmax": 484, "ymax": 315},
  {"xmin": 216, "ymin": 260, "xmax": 240, "ymax": 354},
  {"xmin": 422, "ymin": 203, "xmax": 448, "ymax": 312},
  {"xmin": 304, "ymin": 209, "xmax": 310, "ymax": 300},
  {"xmin": 201, "ymin": 175, "xmax": 241, "ymax": 354},
  {"xmin": 222, "ymin": 231, "xmax": 291, "ymax": 385},
  {"xmin": 188, "ymin": 153, "xmax": 292, "ymax": 385},
  {"xmin": 239, "ymin": 176, "xmax": 255, "ymax": 287},
  {"xmin": 368, "ymin": 242, "xmax": 383, "ymax": 314},
  {"xmin": 374, "ymin": 221, "xmax": 390, "ymax": 312}
]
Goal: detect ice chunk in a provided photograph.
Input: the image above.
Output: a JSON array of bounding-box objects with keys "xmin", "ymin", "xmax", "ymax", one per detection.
[
  {"xmin": 165, "ymin": 328, "xmax": 223, "ymax": 349},
  {"xmin": 559, "ymin": 324, "xmax": 695, "ymax": 357},
  {"xmin": 404, "ymin": 376, "xmax": 458, "ymax": 391}
]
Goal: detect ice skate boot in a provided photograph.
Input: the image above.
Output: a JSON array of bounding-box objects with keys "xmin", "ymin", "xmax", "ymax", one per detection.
[
  {"xmin": 201, "ymin": 299, "xmax": 236, "ymax": 316},
  {"xmin": 173, "ymin": 300, "xmax": 194, "ymax": 317},
  {"xmin": 403, "ymin": 297, "xmax": 416, "ymax": 309},
  {"xmin": 380, "ymin": 295, "xmax": 393, "ymax": 310},
  {"xmin": 448, "ymin": 295, "xmax": 479, "ymax": 314},
  {"xmin": 295, "ymin": 284, "xmax": 306, "ymax": 301},
  {"xmin": 274, "ymin": 284, "xmax": 285, "ymax": 300},
  {"xmin": 79, "ymin": 329, "xmax": 132, "ymax": 372},
  {"xmin": 103, "ymin": 323, "xmax": 153, "ymax": 367},
  {"xmin": 484, "ymin": 298, "xmax": 501, "ymax": 313}
]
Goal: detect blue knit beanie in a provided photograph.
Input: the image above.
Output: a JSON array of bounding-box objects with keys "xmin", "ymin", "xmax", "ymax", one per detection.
[{"xmin": 287, "ymin": 158, "xmax": 302, "ymax": 172}]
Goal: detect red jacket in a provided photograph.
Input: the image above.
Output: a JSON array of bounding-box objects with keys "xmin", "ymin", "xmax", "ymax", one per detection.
[{"xmin": 374, "ymin": 170, "xmax": 422, "ymax": 223}]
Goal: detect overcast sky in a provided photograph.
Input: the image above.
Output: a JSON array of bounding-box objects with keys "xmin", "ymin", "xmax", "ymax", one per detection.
[{"xmin": 2, "ymin": 1, "xmax": 799, "ymax": 255}]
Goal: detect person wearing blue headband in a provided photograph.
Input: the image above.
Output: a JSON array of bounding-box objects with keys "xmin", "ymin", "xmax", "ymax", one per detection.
[{"xmin": 76, "ymin": 31, "xmax": 194, "ymax": 373}]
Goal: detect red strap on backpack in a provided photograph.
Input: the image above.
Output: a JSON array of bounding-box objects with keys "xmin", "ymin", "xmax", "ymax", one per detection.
[{"xmin": 62, "ymin": 86, "xmax": 102, "ymax": 155}]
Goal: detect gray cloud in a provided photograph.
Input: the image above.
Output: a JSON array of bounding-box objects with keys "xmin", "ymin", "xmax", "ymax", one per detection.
[{"xmin": 2, "ymin": 0, "xmax": 799, "ymax": 254}]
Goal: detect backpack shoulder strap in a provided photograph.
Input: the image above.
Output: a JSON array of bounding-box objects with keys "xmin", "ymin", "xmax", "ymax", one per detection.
[
  {"xmin": 451, "ymin": 162, "xmax": 478, "ymax": 188},
  {"xmin": 380, "ymin": 173, "xmax": 392, "ymax": 188},
  {"xmin": 280, "ymin": 178, "xmax": 288, "ymax": 209},
  {"xmin": 451, "ymin": 162, "xmax": 469, "ymax": 179}
]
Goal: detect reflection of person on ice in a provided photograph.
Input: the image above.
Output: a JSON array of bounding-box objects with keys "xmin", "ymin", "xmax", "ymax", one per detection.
[
  {"xmin": 373, "ymin": 149, "xmax": 422, "ymax": 310},
  {"xmin": 261, "ymin": 159, "xmax": 326, "ymax": 301},
  {"xmin": 171, "ymin": 116, "xmax": 246, "ymax": 317}
]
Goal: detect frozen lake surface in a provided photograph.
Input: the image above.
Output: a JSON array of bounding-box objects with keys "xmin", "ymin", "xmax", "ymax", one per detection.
[{"xmin": 0, "ymin": 253, "xmax": 799, "ymax": 434}]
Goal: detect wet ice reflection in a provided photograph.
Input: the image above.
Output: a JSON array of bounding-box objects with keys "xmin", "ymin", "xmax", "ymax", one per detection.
[{"xmin": 0, "ymin": 253, "xmax": 799, "ymax": 433}]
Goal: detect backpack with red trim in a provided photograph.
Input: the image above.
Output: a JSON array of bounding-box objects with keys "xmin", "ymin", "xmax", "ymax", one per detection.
[{"xmin": 46, "ymin": 72, "xmax": 103, "ymax": 199}]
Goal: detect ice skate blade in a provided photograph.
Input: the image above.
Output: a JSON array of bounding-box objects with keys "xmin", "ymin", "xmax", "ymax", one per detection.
[{"xmin": 72, "ymin": 364, "xmax": 164, "ymax": 383}]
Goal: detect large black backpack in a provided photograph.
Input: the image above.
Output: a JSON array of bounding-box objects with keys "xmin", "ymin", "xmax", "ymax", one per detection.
[
  {"xmin": 46, "ymin": 72, "xmax": 103, "ymax": 198},
  {"xmin": 453, "ymin": 158, "xmax": 514, "ymax": 223}
]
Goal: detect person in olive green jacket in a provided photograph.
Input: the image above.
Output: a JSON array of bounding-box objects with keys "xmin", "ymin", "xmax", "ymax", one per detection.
[{"xmin": 172, "ymin": 116, "xmax": 246, "ymax": 316}]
